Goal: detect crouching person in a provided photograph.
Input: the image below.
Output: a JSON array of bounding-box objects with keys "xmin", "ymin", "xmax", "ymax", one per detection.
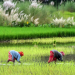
[
  {"xmin": 7, "ymin": 50, "xmax": 24, "ymax": 64},
  {"xmin": 48, "ymin": 50, "xmax": 65, "ymax": 64}
]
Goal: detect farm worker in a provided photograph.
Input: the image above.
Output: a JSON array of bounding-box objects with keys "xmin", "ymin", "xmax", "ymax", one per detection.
[
  {"xmin": 48, "ymin": 50, "xmax": 65, "ymax": 64},
  {"xmin": 7, "ymin": 50, "xmax": 24, "ymax": 63}
]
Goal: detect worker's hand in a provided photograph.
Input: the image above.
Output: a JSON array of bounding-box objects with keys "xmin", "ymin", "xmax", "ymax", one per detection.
[
  {"xmin": 7, "ymin": 60, "xmax": 9, "ymax": 63},
  {"xmin": 18, "ymin": 61, "xmax": 21, "ymax": 63},
  {"xmin": 48, "ymin": 60, "xmax": 50, "ymax": 63}
]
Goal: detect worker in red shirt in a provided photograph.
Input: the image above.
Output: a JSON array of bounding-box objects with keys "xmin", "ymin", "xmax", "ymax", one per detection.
[{"xmin": 48, "ymin": 50, "xmax": 65, "ymax": 64}]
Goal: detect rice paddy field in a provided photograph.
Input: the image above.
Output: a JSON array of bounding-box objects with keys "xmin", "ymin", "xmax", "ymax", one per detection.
[
  {"xmin": 0, "ymin": 37, "xmax": 75, "ymax": 75},
  {"xmin": 0, "ymin": 1, "xmax": 75, "ymax": 75}
]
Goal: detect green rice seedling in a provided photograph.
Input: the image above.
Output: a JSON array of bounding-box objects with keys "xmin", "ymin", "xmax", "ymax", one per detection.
[
  {"xmin": 72, "ymin": 46, "xmax": 75, "ymax": 54},
  {"xmin": 0, "ymin": 42, "xmax": 74, "ymax": 75},
  {"xmin": 0, "ymin": 36, "xmax": 75, "ymax": 75},
  {"xmin": 1, "ymin": 27, "xmax": 75, "ymax": 40},
  {"xmin": 0, "ymin": 61, "xmax": 75, "ymax": 75},
  {"xmin": 11, "ymin": 37, "xmax": 75, "ymax": 46},
  {"xmin": 53, "ymin": 40, "xmax": 56, "ymax": 47}
]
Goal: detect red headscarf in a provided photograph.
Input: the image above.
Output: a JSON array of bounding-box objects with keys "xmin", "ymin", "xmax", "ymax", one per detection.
[
  {"xmin": 60, "ymin": 51, "xmax": 65, "ymax": 56},
  {"xmin": 18, "ymin": 51, "xmax": 24, "ymax": 56}
]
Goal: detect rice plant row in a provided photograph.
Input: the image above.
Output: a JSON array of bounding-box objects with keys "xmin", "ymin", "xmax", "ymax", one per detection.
[{"xmin": 0, "ymin": 27, "xmax": 75, "ymax": 40}]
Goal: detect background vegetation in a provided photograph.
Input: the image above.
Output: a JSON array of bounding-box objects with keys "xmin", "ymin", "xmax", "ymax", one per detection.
[{"xmin": 0, "ymin": 1, "xmax": 75, "ymax": 27}]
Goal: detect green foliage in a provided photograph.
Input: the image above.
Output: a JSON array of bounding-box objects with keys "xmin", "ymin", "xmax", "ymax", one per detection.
[
  {"xmin": 11, "ymin": 21, "xmax": 33, "ymax": 27},
  {"xmin": 62, "ymin": 11, "xmax": 75, "ymax": 18},
  {"xmin": 59, "ymin": 1, "xmax": 75, "ymax": 12},
  {"xmin": 0, "ymin": 2, "xmax": 75, "ymax": 27},
  {"xmin": 0, "ymin": 15, "xmax": 9, "ymax": 26},
  {"xmin": 53, "ymin": 40, "xmax": 56, "ymax": 44},
  {"xmin": 15, "ymin": 2, "xmax": 57, "ymax": 25},
  {"xmin": 16, "ymin": 1, "xmax": 30, "ymax": 14},
  {"xmin": 43, "ymin": 5, "xmax": 57, "ymax": 13},
  {"xmin": 16, "ymin": 21, "xmax": 31, "ymax": 27}
]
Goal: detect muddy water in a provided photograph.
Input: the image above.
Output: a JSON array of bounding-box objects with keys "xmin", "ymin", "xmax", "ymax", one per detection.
[{"xmin": 63, "ymin": 54, "xmax": 75, "ymax": 61}]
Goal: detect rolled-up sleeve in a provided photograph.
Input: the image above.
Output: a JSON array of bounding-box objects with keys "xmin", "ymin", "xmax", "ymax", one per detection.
[{"xmin": 17, "ymin": 55, "xmax": 21, "ymax": 61}]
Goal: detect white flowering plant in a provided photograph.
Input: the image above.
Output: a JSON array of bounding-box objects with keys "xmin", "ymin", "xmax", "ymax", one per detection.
[
  {"xmin": 10, "ymin": 9, "xmax": 39, "ymax": 27},
  {"xmin": 30, "ymin": 1, "xmax": 42, "ymax": 8},
  {"xmin": 52, "ymin": 17, "xmax": 66, "ymax": 27},
  {"xmin": 30, "ymin": 16, "xmax": 39, "ymax": 26},
  {"xmin": 50, "ymin": 1, "xmax": 54, "ymax": 6},
  {"xmin": 3, "ymin": 1, "xmax": 16, "ymax": 15},
  {"xmin": 65, "ymin": 17, "xmax": 75, "ymax": 26},
  {"xmin": 0, "ymin": 4, "xmax": 40, "ymax": 27},
  {"xmin": 51, "ymin": 17, "xmax": 75, "ymax": 27}
]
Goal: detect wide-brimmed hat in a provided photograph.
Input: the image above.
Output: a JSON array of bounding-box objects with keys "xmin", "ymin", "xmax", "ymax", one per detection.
[{"xmin": 19, "ymin": 51, "xmax": 24, "ymax": 56}]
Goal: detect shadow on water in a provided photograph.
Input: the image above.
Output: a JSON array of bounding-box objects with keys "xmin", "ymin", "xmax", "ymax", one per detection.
[
  {"xmin": 40, "ymin": 54, "xmax": 75, "ymax": 62},
  {"xmin": 63, "ymin": 54, "xmax": 75, "ymax": 61}
]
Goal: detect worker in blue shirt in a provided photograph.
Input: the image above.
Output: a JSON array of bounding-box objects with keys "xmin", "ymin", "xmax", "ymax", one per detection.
[{"xmin": 7, "ymin": 50, "xmax": 24, "ymax": 63}]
